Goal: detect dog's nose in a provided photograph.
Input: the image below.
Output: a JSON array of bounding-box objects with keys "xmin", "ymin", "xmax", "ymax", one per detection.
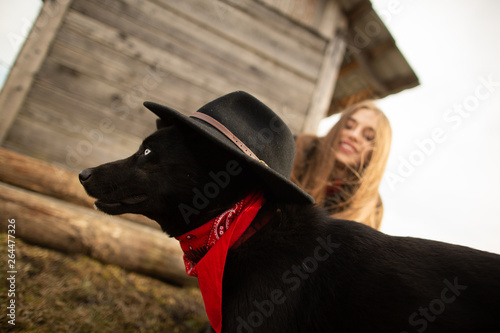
[{"xmin": 79, "ymin": 168, "xmax": 93, "ymax": 184}]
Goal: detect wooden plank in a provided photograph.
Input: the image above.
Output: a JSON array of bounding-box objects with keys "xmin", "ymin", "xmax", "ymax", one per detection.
[
  {"xmin": 0, "ymin": 147, "xmax": 91, "ymax": 207},
  {"xmin": 302, "ymin": 16, "xmax": 348, "ymax": 133},
  {"xmin": 34, "ymin": 57, "xmax": 209, "ymax": 122},
  {"xmin": 257, "ymin": 0, "xmax": 339, "ymax": 38},
  {"xmin": 151, "ymin": 0, "xmax": 323, "ymax": 80},
  {"xmin": 0, "ymin": 0, "xmax": 73, "ymax": 143},
  {"xmin": 4, "ymin": 115, "xmax": 138, "ymax": 171},
  {"xmin": 21, "ymin": 100, "xmax": 142, "ymax": 158},
  {"xmin": 258, "ymin": 0, "xmax": 317, "ymax": 30},
  {"xmin": 41, "ymin": 42, "xmax": 211, "ymax": 116},
  {"xmin": 9, "ymin": 71, "xmax": 304, "ymax": 173},
  {"xmin": 223, "ymin": 0, "xmax": 326, "ymax": 50},
  {"xmin": 0, "ymin": 182, "xmax": 196, "ymax": 286},
  {"xmin": 26, "ymin": 81, "xmax": 155, "ymax": 139},
  {"xmin": 54, "ymin": 9, "xmax": 312, "ymax": 129},
  {"xmin": 67, "ymin": 1, "xmax": 314, "ymax": 110},
  {"xmin": 58, "ymin": 10, "xmax": 251, "ymax": 110},
  {"xmin": 68, "ymin": 0, "xmax": 234, "ymax": 92},
  {"xmin": 54, "ymin": 26, "xmax": 220, "ymax": 111},
  {"xmin": 50, "ymin": 38, "xmax": 139, "ymax": 88},
  {"xmin": 0, "ymin": 147, "xmax": 158, "ymax": 229},
  {"xmin": 315, "ymin": 0, "xmax": 344, "ymax": 39}
]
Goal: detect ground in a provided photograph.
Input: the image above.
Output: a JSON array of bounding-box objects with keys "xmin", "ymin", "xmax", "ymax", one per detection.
[{"xmin": 0, "ymin": 234, "xmax": 209, "ymax": 332}]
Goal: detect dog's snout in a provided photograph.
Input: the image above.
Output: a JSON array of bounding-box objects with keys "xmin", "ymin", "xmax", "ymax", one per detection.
[{"xmin": 79, "ymin": 168, "xmax": 93, "ymax": 184}]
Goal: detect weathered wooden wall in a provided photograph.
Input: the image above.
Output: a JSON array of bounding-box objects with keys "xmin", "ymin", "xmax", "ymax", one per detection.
[
  {"xmin": 1, "ymin": 0, "xmax": 347, "ymax": 172},
  {"xmin": 259, "ymin": 0, "xmax": 342, "ymax": 38}
]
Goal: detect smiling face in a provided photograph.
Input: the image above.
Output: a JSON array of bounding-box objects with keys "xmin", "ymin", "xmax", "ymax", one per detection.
[{"xmin": 335, "ymin": 108, "xmax": 377, "ymax": 168}]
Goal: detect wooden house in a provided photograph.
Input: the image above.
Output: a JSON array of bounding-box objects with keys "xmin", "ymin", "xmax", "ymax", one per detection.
[{"xmin": 0, "ymin": 0, "xmax": 417, "ymax": 172}]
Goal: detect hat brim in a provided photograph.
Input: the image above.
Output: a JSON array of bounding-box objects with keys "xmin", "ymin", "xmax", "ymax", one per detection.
[{"xmin": 143, "ymin": 101, "xmax": 314, "ymax": 205}]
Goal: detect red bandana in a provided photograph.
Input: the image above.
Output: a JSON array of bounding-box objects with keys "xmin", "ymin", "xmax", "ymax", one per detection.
[
  {"xmin": 326, "ymin": 179, "xmax": 344, "ymax": 195},
  {"xmin": 175, "ymin": 191, "xmax": 265, "ymax": 333}
]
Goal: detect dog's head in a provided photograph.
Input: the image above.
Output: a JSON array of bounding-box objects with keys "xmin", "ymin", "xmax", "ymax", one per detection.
[
  {"xmin": 80, "ymin": 92, "xmax": 314, "ymax": 235},
  {"xmin": 79, "ymin": 118, "xmax": 257, "ymax": 236}
]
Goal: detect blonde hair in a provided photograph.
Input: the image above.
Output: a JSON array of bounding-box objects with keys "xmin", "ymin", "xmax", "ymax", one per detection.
[{"xmin": 292, "ymin": 100, "xmax": 392, "ymax": 229}]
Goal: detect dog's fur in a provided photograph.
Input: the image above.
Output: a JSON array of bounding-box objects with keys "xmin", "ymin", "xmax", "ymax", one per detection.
[{"xmin": 80, "ymin": 119, "xmax": 500, "ymax": 333}]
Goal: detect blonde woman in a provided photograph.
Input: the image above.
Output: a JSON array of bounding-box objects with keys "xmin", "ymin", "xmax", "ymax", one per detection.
[{"xmin": 292, "ymin": 101, "xmax": 392, "ymax": 229}]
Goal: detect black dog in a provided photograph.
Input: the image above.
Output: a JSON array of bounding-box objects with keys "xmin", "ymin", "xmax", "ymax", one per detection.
[{"xmin": 80, "ymin": 92, "xmax": 500, "ymax": 333}]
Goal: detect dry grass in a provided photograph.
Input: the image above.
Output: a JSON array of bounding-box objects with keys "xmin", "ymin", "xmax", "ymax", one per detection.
[{"xmin": 0, "ymin": 234, "xmax": 208, "ymax": 332}]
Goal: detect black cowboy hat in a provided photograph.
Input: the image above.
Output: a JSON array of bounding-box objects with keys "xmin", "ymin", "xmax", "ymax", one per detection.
[{"xmin": 143, "ymin": 91, "xmax": 314, "ymax": 204}]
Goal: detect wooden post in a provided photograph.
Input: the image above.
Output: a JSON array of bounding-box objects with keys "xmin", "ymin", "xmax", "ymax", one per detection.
[
  {"xmin": 0, "ymin": 0, "xmax": 73, "ymax": 143},
  {"xmin": 0, "ymin": 147, "xmax": 159, "ymax": 229},
  {"xmin": 301, "ymin": 10, "xmax": 348, "ymax": 134},
  {"xmin": 0, "ymin": 147, "xmax": 92, "ymax": 206},
  {"xmin": 0, "ymin": 182, "xmax": 197, "ymax": 287}
]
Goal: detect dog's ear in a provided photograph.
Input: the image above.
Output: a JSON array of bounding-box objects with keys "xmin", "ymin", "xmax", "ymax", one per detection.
[{"xmin": 156, "ymin": 118, "xmax": 172, "ymax": 130}]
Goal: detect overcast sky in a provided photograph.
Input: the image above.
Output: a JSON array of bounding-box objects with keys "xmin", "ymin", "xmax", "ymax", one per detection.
[{"xmin": 1, "ymin": 1, "xmax": 499, "ymax": 254}]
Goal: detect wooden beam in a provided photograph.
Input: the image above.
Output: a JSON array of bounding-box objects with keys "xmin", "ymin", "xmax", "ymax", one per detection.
[
  {"xmin": 153, "ymin": 0, "xmax": 323, "ymax": 80},
  {"xmin": 301, "ymin": 10, "xmax": 348, "ymax": 133},
  {"xmin": 0, "ymin": 0, "xmax": 73, "ymax": 143},
  {"xmin": 0, "ymin": 146, "xmax": 91, "ymax": 206},
  {"xmin": 0, "ymin": 182, "xmax": 196, "ymax": 287},
  {"xmin": 0, "ymin": 147, "xmax": 159, "ymax": 229}
]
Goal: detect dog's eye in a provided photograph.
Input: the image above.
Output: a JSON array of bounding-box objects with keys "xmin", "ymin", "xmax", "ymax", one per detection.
[{"xmin": 144, "ymin": 148, "xmax": 151, "ymax": 156}]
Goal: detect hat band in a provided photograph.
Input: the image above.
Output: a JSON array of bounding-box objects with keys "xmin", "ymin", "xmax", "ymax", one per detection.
[{"xmin": 190, "ymin": 112, "xmax": 268, "ymax": 167}]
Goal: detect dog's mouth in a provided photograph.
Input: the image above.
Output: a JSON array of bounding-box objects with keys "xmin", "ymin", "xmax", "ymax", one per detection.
[{"xmin": 94, "ymin": 194, "xmax": 148, "ymax": 212}]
